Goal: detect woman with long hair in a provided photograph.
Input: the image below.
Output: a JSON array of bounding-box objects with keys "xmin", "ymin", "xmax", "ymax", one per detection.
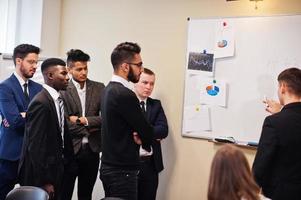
[{"xmin": 207, "ymin": 144, "xmax": 269, "ymax": 200}]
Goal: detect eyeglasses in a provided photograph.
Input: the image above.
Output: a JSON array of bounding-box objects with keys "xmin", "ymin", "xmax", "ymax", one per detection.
[
  {"xmin": 23, "ymin": 59, "xmax": 38, "ymax": 65},
  {"xmin": 127, "ymin": 62, "xmax": 143, "ymax": 68}
]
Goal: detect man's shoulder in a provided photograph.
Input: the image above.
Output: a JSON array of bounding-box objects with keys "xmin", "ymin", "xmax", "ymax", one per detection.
[
  {"xmin": 147, "ymin": 97, "xmax": 161, "ymax": 105},
  {"xmin": 87, "ymin": 79, "xmax": 105, "ymax": 91},
  {"xmin": 87, "ymin": 79, "xmax": 105, "ymax": 87},
  {"xmin": 28, "ymin": 79, "xmax": 42, "ymax": 88},
  {"xmin": 107, "ymin": 81, "xmax": 129, "ymax": 92},
  {"xmin": 105, "ymin": 82, "xmax": 136, "ymax": 100}
]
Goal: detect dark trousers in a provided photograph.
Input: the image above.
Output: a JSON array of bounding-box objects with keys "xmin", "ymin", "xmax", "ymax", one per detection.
[
  {"xmin": 0, "ymin": 159, "xmax": 18, "ymax": 200},
  {"xmin": 60, "ymin": 144, "xmax": 99, "ymax": 200},
  {"xmin": 100, "ymin": 163, "xmax": 139, "ymax": 200},
  {"xmin": 138, "ymin": 156, "xmax": 158, "ymax": 200}
]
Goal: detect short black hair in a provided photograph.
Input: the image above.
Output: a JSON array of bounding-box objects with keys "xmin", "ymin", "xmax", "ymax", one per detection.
[
  {"xmin": 111, "ymin": 42, "xmax": 141, "ymax": 70},
  {"xmin": 278, "ymin": 67, "xmax": 301, "ymax": 96},
  {"xmin": 13, "ymin": 44, "xmax": 40, "ymax": 65},
  {"xmin": 66, "ymin": 49, "xmax": 90, "ymax": 67},
  {"xmin": 41, "ymin": 58, "xmax": 66, "ymax": 74}
]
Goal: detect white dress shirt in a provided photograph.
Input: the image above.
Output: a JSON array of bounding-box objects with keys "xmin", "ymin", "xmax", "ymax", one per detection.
[{"xmin": 72, "ymin": 79, "xmax": 89, "ymax": 144}]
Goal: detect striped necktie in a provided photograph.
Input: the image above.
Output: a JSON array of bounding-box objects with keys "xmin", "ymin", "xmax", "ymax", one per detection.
[{"xmin": 58, "ymin": 97, "xmax": 64, "ymax": 148}]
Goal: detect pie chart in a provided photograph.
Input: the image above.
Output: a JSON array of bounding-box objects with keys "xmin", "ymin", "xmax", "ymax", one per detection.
[
  {"xmin": 217, "ymin": 40, "xmax": 227, "ymax": 48},
  {"xmin": 206, "ymin": 85, "xmax": 220, "ymax": 96}
]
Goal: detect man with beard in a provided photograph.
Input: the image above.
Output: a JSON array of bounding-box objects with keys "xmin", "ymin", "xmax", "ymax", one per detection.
[
  {"xmin": 18, "ymin": 58, "xmax": 74, "ymax": 200},
  {"xmin": 60, "ymin": 49, "xmax": 105, "ymax": 200},
  {"xmin": 100, "ymin": 42, "xmax": 153, "ymax": 200},
  {"xmin": 0, "ymin": 44, "xmax": 42, "ymax": 200}
]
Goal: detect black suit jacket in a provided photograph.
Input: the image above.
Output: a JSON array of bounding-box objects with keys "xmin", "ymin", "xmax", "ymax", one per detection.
[
  {"xmin": 60, "ymin": 79, "xmax": 105, "ymax": 154},
  {"xmin": 252, "ymin": 102, "xmax": 301, "ymax": 200},
  {"xmin": 146, "ymin": 97, "xmax": 168, "ymax": 172},
  {"xmin": 19, "ymin": 89, "xmax": 74, "ymax": 194},
  {"xmin": 101, "ymin": 81, "xmax": 153, "ymax": 169}
]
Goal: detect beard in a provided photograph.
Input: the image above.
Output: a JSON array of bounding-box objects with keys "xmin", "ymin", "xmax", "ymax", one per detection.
[
  {"xmin": 20, "ymin": 66, "xmax": 34, "ymax": 79},
  {"xmin": 127, "ymin": 66, "xmax": 139, "ymax": 83}
]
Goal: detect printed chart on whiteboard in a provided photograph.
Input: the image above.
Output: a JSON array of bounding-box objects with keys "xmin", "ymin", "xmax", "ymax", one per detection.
[{"xmin": 182, "ymin": 15, "xmax": 301, "ymax": 144}]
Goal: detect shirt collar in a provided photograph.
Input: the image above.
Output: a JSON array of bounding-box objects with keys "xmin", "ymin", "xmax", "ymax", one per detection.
[
  {"xmin": 71, "ymin": 78, "xmax": 86, "ymax": 91},
  {"xmin": 111, "ymin": 74, "xmax": 133, "ymax": 90},
  {"xmin": 43, "ymin": 84, "xmax": 60, "ymax": 101},
  {"xmin": 13, "ymin": 71, "xmax": 27, "ymax": 86},
  {"xmin": 137, "ymin": 96, "xmax": 148, "ymax": 104}
]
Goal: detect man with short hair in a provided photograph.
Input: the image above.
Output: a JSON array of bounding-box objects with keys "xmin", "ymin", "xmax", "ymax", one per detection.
[
  {"xmin": 100, "ymin": 42, "xmax": 153, "ymax": 200},
  {"xmin": 19, "ymin": 58, "xmax": 74, "ymax": 200},
  {"xmin": 253, "ymin": 67, "xmax": 301, "ymax": 200},
  {"xmin": 60, "ymin": 49, "xmax": 105, "ymax": 200},
  {"xmin": 0, "ymin": 44, "xmax": 42, "ymax": 200},
  {"xmin": 134, "ymin": 68, "xmax": 168, "ymax": 200}
]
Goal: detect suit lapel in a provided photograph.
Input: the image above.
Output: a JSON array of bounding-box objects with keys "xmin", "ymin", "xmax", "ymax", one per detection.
[
  {"xmin": 68, "ymin": 81, "xmax": 83, "ymax": 115},
  {"xmin": 146, "ymin": 98, "xmax": 152, "ymax": 121},
  {"xmin": 43, "ymin": 89, "xmax": 61, "ymax": 133},
  {"xmin": 11, "ymin": 74, "xmax": 28, "ymax": 109},
  {"xmin": 85, "ymin": 80, "xmax": 92, "ymax": 115}
]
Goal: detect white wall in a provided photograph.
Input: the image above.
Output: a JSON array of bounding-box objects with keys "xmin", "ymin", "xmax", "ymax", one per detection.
[
  {"xmin": 40, "ymin": 0, "xmax": 62, "ymax": 56},
  {"xmin": 16, "ymin": 0, "xmax": 43, "ymax": 47},
  {"xmin": 59, "ymin": 0, "xmax": 301, "ymax": 199}
]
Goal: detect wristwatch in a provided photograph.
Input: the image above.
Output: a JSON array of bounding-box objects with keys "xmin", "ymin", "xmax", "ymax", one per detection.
[{"xmin": 76, "ymin": 117, "xmax": 81, "ymax": 125}]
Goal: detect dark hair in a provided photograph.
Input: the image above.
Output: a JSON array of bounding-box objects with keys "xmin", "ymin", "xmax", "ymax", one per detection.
[
  {"xmin": 66, "ymin": 49, "xmax": 90, "ymax": 67},
  {"xmin": 41, "ymin": 58, "xmax": 66, "ymax": 74},
  {"xmin": 111, "ymin": 42, "xmax": 141, "ymax": 70},
  {"xmin": 208, "ymin": 144, "xmax": 260, "ymax": 200},
  {"xmin": 143, "ymin": 68, "xmax": 155, "ymax": 76},
  {"xmin": 13, "ymin": 44, "xmax": 40, "ymax": 65},
  {"xmin": 278, "ymin": 67, "xmax": 301, "ymax": 97}
]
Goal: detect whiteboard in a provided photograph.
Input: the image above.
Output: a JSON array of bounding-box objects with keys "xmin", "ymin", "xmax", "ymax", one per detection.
[{"xmin": 182, "ymin": 15, "xmax": 301, "ymax": 143}]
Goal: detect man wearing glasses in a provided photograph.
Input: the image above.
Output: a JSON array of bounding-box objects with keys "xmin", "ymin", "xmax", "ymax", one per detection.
[
  {"xmin": 100, "ymin": 42, "xmax": 153, "ymax": 200},
  {"xmin": 0, "ymin": 44, "xmax": 42, "ymax": 200}
]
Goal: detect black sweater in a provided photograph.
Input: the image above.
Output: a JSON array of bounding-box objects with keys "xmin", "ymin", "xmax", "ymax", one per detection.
[{"xmin": 100, "ymin": 81, "xmax": 153, "ymax": 169}]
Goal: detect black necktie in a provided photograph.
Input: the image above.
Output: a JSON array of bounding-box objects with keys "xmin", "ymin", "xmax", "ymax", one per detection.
[
  {"xmin": 140, "ymin": 101, "xmax": 146, "ymax": 115},
  {"xmin": 23, "ymin": 83, "xmax": 29, "ymax": 104}
]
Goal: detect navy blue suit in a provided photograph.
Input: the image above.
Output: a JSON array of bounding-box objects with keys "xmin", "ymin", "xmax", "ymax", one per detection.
[
  {"xmin": 0, "ymin": 74, "xmax": 42, "ymax": 200},
  {"xmin": 138, "ymin": 97, "xmax": 168, "ymax": 200}
]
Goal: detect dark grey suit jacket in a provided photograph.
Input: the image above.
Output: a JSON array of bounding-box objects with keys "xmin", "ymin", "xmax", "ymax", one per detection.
[
  {"xmin": 19, "ymin": 89, "xmax": 74, "ymax": 195},
  {"xmin": 60, "ymin": 79, "xmax": 105, "ymax": 154}
]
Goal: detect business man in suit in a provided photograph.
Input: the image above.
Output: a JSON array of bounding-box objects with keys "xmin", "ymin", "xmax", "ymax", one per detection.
[
  {"xmin": 0, "ymin": 44, "xmax": 42, "ymax": 200},
  {"xmin": 252, "ymin": 67, "xmax": 301, "ymax": 200},
  {"xmin": 100, "ymin": 42, "xmax": 153, "ymax": 200},
  {"xmin": 134, "ymin": 68, "xmax": 168, "ymax": 200},
  {"xmin": 60, "ymin": 49, "xmax": 105, "ymax": 200},
  {"xmin": 19, "ymin": 58, "xmax": 73, "ymax": 200}
]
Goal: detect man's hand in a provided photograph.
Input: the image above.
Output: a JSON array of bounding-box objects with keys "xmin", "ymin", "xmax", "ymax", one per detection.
[
  {"xmin": 69, "ymin": 116, "xmax": 88, "ymax": 125},
  {"xmin": 42, "ymin": 184, "xmax": 54, "ymax": 199},
  {"xmin": 69, "ymin": 115, "xmax": 78, "ymax": 123},
  {"xmin": 20, "ymin": 112, "xmax": 26, "ymax": 118},
  {"xmin": 2, "ymin": 118, "xmax": 10, "ymax": 127},
  {"xmin": 79, "ymin": 117, "xmax": 88, "ymax": 125},
  {"xmin": 264, "ymin": 99, "xmax": 282, "ymax": 114},
  {"xmin": 133, "ymin": 132, "xmax": 142, "ymax": 145}
]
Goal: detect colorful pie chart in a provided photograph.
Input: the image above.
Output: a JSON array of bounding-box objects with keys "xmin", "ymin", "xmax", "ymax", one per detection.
[
  {"xmin": 206, "ymin": 85, "xmax": 220, "ymax": 96},
  {"xmin": 217, "ymin": 40, "xmax": 227, "ymax": 48}
]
